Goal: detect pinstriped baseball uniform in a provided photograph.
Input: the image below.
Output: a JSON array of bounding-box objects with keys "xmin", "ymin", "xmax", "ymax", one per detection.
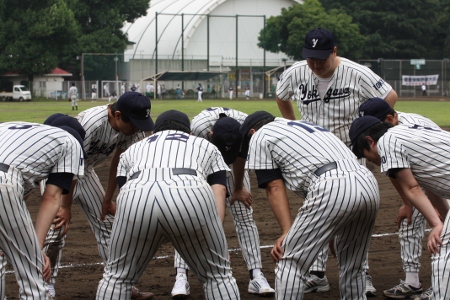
[
  {"xmin": 169, "ymin": 107, "xmax": 263, "ymax": 272},
  {"xmin": 43, "ymin": 105, "xmax": 145, "ymax": 285},
  {"xmin": 376, "ymin": 124, "xmax": 450, "ymax": 299},
  {"xmin": 96, "ymin": 130, "xmax": 240, "ymax": 299},
  {"xmin": 246, "ymin": 118, "xmax": 380, "ymax": 299},
  {"xmin": 277, "ymin": 58, "xmax": 392, "ymax": 276},
  {"xmin": 0, "ymin": 122, "xmax": 84, "ymax": 299},
  {"xmin": 394, "ymin": 112, "xmax": 440, "ymax": 277}
]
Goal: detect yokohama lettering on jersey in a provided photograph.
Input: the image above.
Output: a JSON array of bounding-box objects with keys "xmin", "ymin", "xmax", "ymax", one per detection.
[
  {"xmin": 76, "ymin": 105, "xmax": 145, "ymax": 168},
  {"xmin": 0, "ymin": 122, "xmax": 84, "ymax": 194},
  {"xmin": 191, "ymin": 107, "xmax": 248, "ymax": 139},
  {"xmin": 246, "ymin": 118, "xmax": 357, "ymax": 195},
  {"xmin": 378, "ymin": 124, "xmax": 450, "ymax": 198},
  {"xmin": 118, "ymin": 130, "xmax": 230, "ymax": 179},
  {"xmin": 276, "ymin": 58, "xmax": 393, "ymax": 146}
]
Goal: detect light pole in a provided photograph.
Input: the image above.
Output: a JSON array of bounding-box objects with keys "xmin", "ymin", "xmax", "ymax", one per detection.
[
  {"xmin": 114, "ymin": 55, "xmax": 119, "ymax": 97},
  {"xmin": 282, "ymin": 58, "xmax": 287, "ymax": 70}
]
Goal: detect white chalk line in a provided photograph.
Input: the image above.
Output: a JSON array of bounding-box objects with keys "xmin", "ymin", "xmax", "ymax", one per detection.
[{"xmin": 4, "ymin": 228, "xmax": 431, "ymax": 274}]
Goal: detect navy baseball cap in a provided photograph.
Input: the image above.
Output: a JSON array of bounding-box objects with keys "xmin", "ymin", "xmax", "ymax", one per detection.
[
  {"xmin": 302, "ymin": 28, "xmax": 335, "ymax": 59},
  {"xmin": 358, "ymin": 98, "xmax": 393, "ymax": 120},
  {"xmin": 116, "ymin": 92, "xmax": 154, "ymax": 132},
  {"xmin": 45, "ymin": 114, "xmax": 86, "ymax": 141},
  {"xmin": 239, "ymin": 111, "xmax": 274, "ymax": 137},
  {"xmin": 155, "ymin": 110, "xmax": 190, "ymax": 129},
  {"xmin": 212, "ymin": 117, "xmax": 242, "ymax": 165},
  {"xmin": 349, "ymin": 116, "xmax": 382, "ymax": 147}
]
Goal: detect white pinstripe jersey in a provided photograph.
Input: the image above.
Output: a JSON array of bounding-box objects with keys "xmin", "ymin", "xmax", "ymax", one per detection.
[
  {"xmin": 76, "ymin": 105, "xmax": 145, "ymax": 168},
  {"xmin": 191, "ymin": 107, "xmax": 248, "ymax": 139},
  {"xmin": 397, "ymin": 111, "xmax": 439, "ymax": 128},
  {"xmin": 117, "ymin": 130, "xmax": 230, "ymax": 179},
  {"xmin": 276, "ymin": 58, "xmax": 393, "ymax": 146},
  {"xmin": 0, "ymin": 122, "xmax": 85, "ymax": 194},
  {"xmin": 378, "ymin": 125, "xmax": 450, "ymax": 198},
  {"xmin": 246, "ymin": 118, "xmax": 357, "ymax": 195}
]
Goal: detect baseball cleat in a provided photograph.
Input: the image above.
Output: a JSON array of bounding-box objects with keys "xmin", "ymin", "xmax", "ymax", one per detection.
[
  {"xmin": 304, "ymin": 274, "xmax": 330, "ymax": 293},
  {"xmin": 131, "ymin": 286, "xmax": 154, "ymax": 300},
  {"xmin": 248, "ymin": 273, "xmax": 275, "ymax": 297},
  {"xmin": 365, "ymin": 274, "xmax": 377, "ymax": 297},
  {"xmin": 412, "ymin": 287, "xmax": 433, "ymax": 300},
  {"xmin": 383, "ymin": 280, "xmax": 422, "ymax": 298},
  {"xmin": 171, "ymin": 273, "xmax": 190, "ymax": 299}
]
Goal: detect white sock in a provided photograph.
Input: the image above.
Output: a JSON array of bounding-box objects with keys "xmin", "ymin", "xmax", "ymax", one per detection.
[
  {"xmin": 48, "ymin": 284, "xmax": 56, "ymax": 297},
  {"xmin": 177, "ymin": 268, "xmax": 187, "ymax": 276},
  {"xmin": 405, "ymin": 272, "xmax": 420, "ymax": 288},
  {"xmin": 252, "ymin": 269, "xmax": 263, "ymax": 279}
]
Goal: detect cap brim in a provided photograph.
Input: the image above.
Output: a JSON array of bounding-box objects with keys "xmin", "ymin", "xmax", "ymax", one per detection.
[
  {"xmin": 221, "ymin": 148, "xmax": 239, "ymax": 165},
  {"xmin": 130, "ymin": 116, "xmax": 155, "ymax": 132},
  {"xmin": 302, "ymin": 47, "xmax": 332, "ymax": 59}
]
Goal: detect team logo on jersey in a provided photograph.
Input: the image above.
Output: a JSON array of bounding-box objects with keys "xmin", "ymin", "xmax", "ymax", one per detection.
[
  {"xmin": 381, "ymin": 156, "xmax": 386, "ymax": 164},
  {"xmin": 312, "ymin": 39, "xmax": 318, "ymax": 48}
]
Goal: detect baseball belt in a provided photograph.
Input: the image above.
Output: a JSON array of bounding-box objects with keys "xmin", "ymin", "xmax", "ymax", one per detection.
[
  {"xmin": 129, "ymin": 168, "xmax": 197, "ymax": 180},
  {"xmin": 0, "ymin": 163, "xmax": 10, "ymax": 173},
  {"xmin": 314, "ymin": 162, "xmax": 337, "ymax": 177}
]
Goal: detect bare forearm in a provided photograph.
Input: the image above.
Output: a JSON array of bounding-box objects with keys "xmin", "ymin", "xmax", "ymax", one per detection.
[
  {"xmin": 35, "ymin": 185, "xmax": 63, "ymax": 248},
  {"xmin": 276, "ymin": 96, "xmax": 296, "ymax": 120},
  {"xmin": 266, "ymin": 179, "xmax": 292, "ymax": 234}
]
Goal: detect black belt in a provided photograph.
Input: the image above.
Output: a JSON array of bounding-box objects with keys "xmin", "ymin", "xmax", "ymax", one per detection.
[
  {"xmin": 129, "ymin": 168, "xmax": 197, "ymax": 180},
  {"xmin": 0, "ymin": 163, "xmax": 10, "ymax": 173},
  {"xmin": 314, "ymin": 162, "xmax": 337, "ymax": 176}
]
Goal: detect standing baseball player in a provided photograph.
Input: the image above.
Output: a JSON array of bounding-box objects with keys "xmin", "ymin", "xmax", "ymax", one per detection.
[
  {"xmin": 0, "ymin": 119, "xmax": 85, "ymax": 299},
  {"xmin": 170, "ymin": 107, "xmax": 275, "ymax": 298},
  {"xmin": 41, "ymin": 92, "xmax": 154, "ymax": 299},
  {"xmin": 229, "ymin": 85, "xmax": 234, "ymax": 99},
  {"xmin": 96, "ymin": 110, "xmax": 240, "ymax": 300},
  {"xmin": 358, "ymin": 97, "xmax": 439, "ymax": 299},
  {"xmin": 240, "ymin": 111, "xmax": 380, "ymax": 299},
  {"xmin": 197, "ymin": 83, "xmax": 203, "ymax": 102},
  {"xmin": 349, "ymin": 116, "xmax": 450, "ymax": 300},
  {"xmin": 276, "ymin": 27, "xmax": 398, "ymax": 295},
  {"xmin": 69, "ymin": 82, "xmax": 78, "ymax": 111}
]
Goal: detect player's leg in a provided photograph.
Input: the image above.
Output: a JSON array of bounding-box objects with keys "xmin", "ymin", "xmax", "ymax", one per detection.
[
  {"xmin": 172, "ymin": 250, "xmax": 191, "ymax": 297},
  {"xmin": 334, "ymin": 167, "xmax": 379, "ymax": 300},
  {"xmin": 225, "ymin": 170, "xmax": 274, "ymax": 296},
  {"xmin": 0, "ymin": 177, "xmax": 48, "ymax": 298},
  {"xmin": 166, "ymin": 182, "xmax": 240, "ymax": 299},
  {"xmin": 383, "ymin": 208, "xmax": 426, "ymax": 298},
  {"xmin": 305, "ymin": 248, "xmax": 330, "ymax": 293},
  {"xmin": 96, "ymin": 183, "xmax": 160, "ymax": 299},
  {"xmin": 431, "ymin": 211, "xmax": 450, "ymax": 299}
]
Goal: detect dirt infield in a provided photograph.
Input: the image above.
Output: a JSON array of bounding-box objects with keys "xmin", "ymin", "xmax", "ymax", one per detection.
[{"xmin": 6, "ymin": 136, "xmax": 444, "ymax": 299}]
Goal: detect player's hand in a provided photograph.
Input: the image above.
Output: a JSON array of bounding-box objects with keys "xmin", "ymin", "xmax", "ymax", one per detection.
[
  {"xmin": 42, "ymin": 252, "xmax": 51, "ymax": 282},
  {"xmin": 101, "ymin": 200, "xmax": 116, "ymax": 221},
  {"xmin": 397, "ymin": 204, "xmax": 414, "ymax": 228},
  {"xmin": 52, "ymin": 206, "xmax": 72, "ymax": 235},
  {"xmin": 230, "ymin": 187, "xmax": 252, "ymax": 209},
  {"xmin": 427, "ymin": 223, "xmax": 444, "ymax": 254},
  {"xmin": 270, "ymin": 233, "xmax": 287, "ymax": 262}
]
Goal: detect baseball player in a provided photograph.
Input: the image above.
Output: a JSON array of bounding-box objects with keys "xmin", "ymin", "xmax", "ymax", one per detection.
[
  {"xmin": 170, "ymin": 108, "xmax": 275, "ymax": 298},
  {"xmin": 229, "ymin": 86, "xmax": 234, "ymax": 99},
  {"xmin": 197, "ymin": 83, "xmax": 203, "ymax": 102},
  {"xmin": 0, "ymin": 119, "xmax": 85, "ymax": 299},
  {"xmin": 240, "ymin": 111, "xmax": 380, "ymax": 299},
  {"xmin": 92, "ymin": 85, "xmax": 97, "ymax": 101},
  {"xmin": 96, "ymin": 110, "xmax": 240, "ymax": 299},
  {"xmin": 276, "ymin": 27, "xmax": 398, "ymax": 295},
  {"xmin": 349, "ymin": 116, "xmax": 450, "ymax": 300},
  {"xmin": 69, "ymin": 82, "xmax": 78, "ymax": 110},
  {"xmin": 358, "ymin": 97, "xmax": 439, "ymax": 299},
  {"xmin": 41, "ymin": 92, "xmax": 154, "ymax": 299}
]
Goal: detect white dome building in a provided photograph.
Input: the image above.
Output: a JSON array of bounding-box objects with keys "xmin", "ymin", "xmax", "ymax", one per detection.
[{"xmin": 122, "ymin": 0, "xmax": 301, "ymax": 98}]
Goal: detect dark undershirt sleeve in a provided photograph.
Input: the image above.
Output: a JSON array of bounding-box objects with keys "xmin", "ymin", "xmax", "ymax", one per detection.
[
  {"xmin": 254, "ymin": 169, "xmax": 283, "ymax": 188},
  {"xmin": 46, "ymin": 173, "xmax": 74, "ymax": 194}
]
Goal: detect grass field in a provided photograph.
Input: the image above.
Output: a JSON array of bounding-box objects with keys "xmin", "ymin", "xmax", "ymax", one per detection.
[{"xmin": 1, "ymin": 98, "xmax": 449, "ymax": 126}]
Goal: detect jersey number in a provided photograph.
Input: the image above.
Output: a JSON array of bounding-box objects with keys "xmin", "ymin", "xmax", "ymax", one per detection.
[{"xmin": 287, "ymin": 121, "xmax": 329, "ymax": 133}]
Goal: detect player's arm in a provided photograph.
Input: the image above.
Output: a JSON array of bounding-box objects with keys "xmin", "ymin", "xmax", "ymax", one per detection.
[
  {"xmin": 230, "ymin": 156, "xmax": 252, "ymax": 208},
  {"xmin": 101, "ymin": 147, "xmax": 123, "ymax": 220},
  {"xmin": 53, "ymin": 179, "xmax": 78, "ymax": 235},
  {"xmin": 276, "ymin": 96, "xmax": 296, "ymax": 120},
  {"xmin": 424, "ymin": 188, "xmax": 449, "ymax": 222},
  {"xmin": 390, "ymin": 168, "xmax": 443, "ymax": 254},
  {"xmin": 265, "ymin": 178, "xmax": 292, "ymax": 262},
  {"xmin": 384, "ymin": 89, "xmax": 398, "ymax": 108},
  {"xmin": 208, "ymin": 170, "xmax": 227, "ymax": 224}
]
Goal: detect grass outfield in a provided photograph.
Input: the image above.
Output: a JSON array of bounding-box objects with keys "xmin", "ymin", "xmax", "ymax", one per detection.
[{"xmin": 1, "ymin": 98, "xmax": 449, "ymax": 126}]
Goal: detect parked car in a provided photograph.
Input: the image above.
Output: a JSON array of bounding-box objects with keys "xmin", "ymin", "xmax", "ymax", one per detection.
[{"xmin": 0, "ymin": 85, "xmax": 32, "ymax": 101}]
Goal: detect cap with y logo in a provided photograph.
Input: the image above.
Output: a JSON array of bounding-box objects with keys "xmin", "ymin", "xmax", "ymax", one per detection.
[
  {"xmin": 116, "ymin": 92, "xmax": 154, "ymax": 132},
  {"xmin": 302, "ymin": 28, "xmax": 335, "ymax": 60}
]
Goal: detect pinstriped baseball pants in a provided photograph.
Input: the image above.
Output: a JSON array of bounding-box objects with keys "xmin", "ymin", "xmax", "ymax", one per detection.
[
  {"xmin": 275, "ymin": 164, "xmax": 379, "ymax": 300},
  {"xmin": 431, "ymin": 209, "xmax": 450, "ymax": 299},
  {"xmin": 97, "ymin": 169, "xmax": 240, "ymax": 300}
]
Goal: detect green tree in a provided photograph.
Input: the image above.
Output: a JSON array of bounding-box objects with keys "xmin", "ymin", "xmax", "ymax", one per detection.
[
  {"xmin": 0, "ymin": 0, "xmax": 79, "ymax": 80},
  {"xmin": 258, "ymin": 0, "xmax": 364, "ymax": 60},
  {"xmin": 319, "ymin": 0, "xmax": 440, "ymax": 59}
]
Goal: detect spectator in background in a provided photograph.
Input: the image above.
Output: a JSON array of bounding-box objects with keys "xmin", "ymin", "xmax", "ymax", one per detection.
[{"xmin": 421, "ymin": 84, "xmax": 427, "ymax": 96}]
